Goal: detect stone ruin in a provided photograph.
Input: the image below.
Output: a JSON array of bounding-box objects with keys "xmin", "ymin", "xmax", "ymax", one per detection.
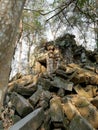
[{"xmin": 0, "ymin": 34, "xmax": 98, "ymax": 130}]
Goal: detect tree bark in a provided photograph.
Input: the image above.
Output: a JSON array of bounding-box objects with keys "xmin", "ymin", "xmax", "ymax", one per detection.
[
  {"xmin": 0, "ymin": 0, "xmax": 26, "ymax": 106},
  {"xmin": 95, "ymin": 0, "xmax": 98, "ymax": 49}
]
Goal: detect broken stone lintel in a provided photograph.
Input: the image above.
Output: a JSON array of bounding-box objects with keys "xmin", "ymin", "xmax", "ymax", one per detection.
[{"xmin": 9, "ymin": 107, "xmax": 44, "ymax": 130}]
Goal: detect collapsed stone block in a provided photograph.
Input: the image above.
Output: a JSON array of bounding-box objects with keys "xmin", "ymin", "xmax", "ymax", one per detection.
[
  {"xmin": 11, "ymin": 92, "xmax": 33, "ymax": 117},
  {"xmin": 9, "ymin": 108, "xmax": 44, "ymax": 130}
]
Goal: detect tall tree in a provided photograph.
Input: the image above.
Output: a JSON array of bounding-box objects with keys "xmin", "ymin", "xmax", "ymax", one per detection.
[{"xmin": 0, "ymin": 0, "xmax": 26, "ymax": 107}]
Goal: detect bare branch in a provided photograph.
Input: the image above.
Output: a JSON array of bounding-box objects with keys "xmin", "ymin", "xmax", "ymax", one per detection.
[
  {"xmin": 61, "ymin": 10, "xmax": 74, "ymax": 28},
  {"xmin": 23, "ymin": 4, "xmax": 66, "ymax": 15},
  {"xmin": 46, "ymin": 0, "xmax": 75, "ymax": 22}
]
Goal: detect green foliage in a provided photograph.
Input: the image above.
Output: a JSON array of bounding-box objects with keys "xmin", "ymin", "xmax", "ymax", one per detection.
[
  {"xmin": 22, "ymin": 10, "xmax": 43, "ymax": 33},
  {"xmin": 77, "ymin": 0, "xmax": 88, "ymax": 7},
  {"xmin": 22, "ymin": 0, "xmax": 97, "ymax": 48}
]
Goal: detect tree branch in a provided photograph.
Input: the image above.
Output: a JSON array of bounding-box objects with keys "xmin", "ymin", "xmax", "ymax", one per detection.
[
  {"xmin": 46, "ymin": 0, "xmax": 75, "ymax": 22},
  {"xmin": 76, "ymin": 5, "xmax": 95, "ymax": 23},
  {"xmin": 23, "ymin": 4, "xmax": 66, "ymax": 16}
]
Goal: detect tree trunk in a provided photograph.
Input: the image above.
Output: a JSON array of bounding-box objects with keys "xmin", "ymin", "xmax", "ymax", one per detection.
[
  {"xmin": 96, "ymin": 0, "xmax": 98, "ymax": 49},
  {"xmin": 0, "ymin": 0, "xmax": 26, "ymax": 106},
  {"xmin": 94, "ymin": 0, "xmax": 98, "ymax": 49}
]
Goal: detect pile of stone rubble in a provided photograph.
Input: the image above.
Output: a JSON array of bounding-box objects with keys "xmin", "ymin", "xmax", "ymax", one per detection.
[{"xmin": 0, "ymin": 34, "xmax": 98, "ymax": 130}]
